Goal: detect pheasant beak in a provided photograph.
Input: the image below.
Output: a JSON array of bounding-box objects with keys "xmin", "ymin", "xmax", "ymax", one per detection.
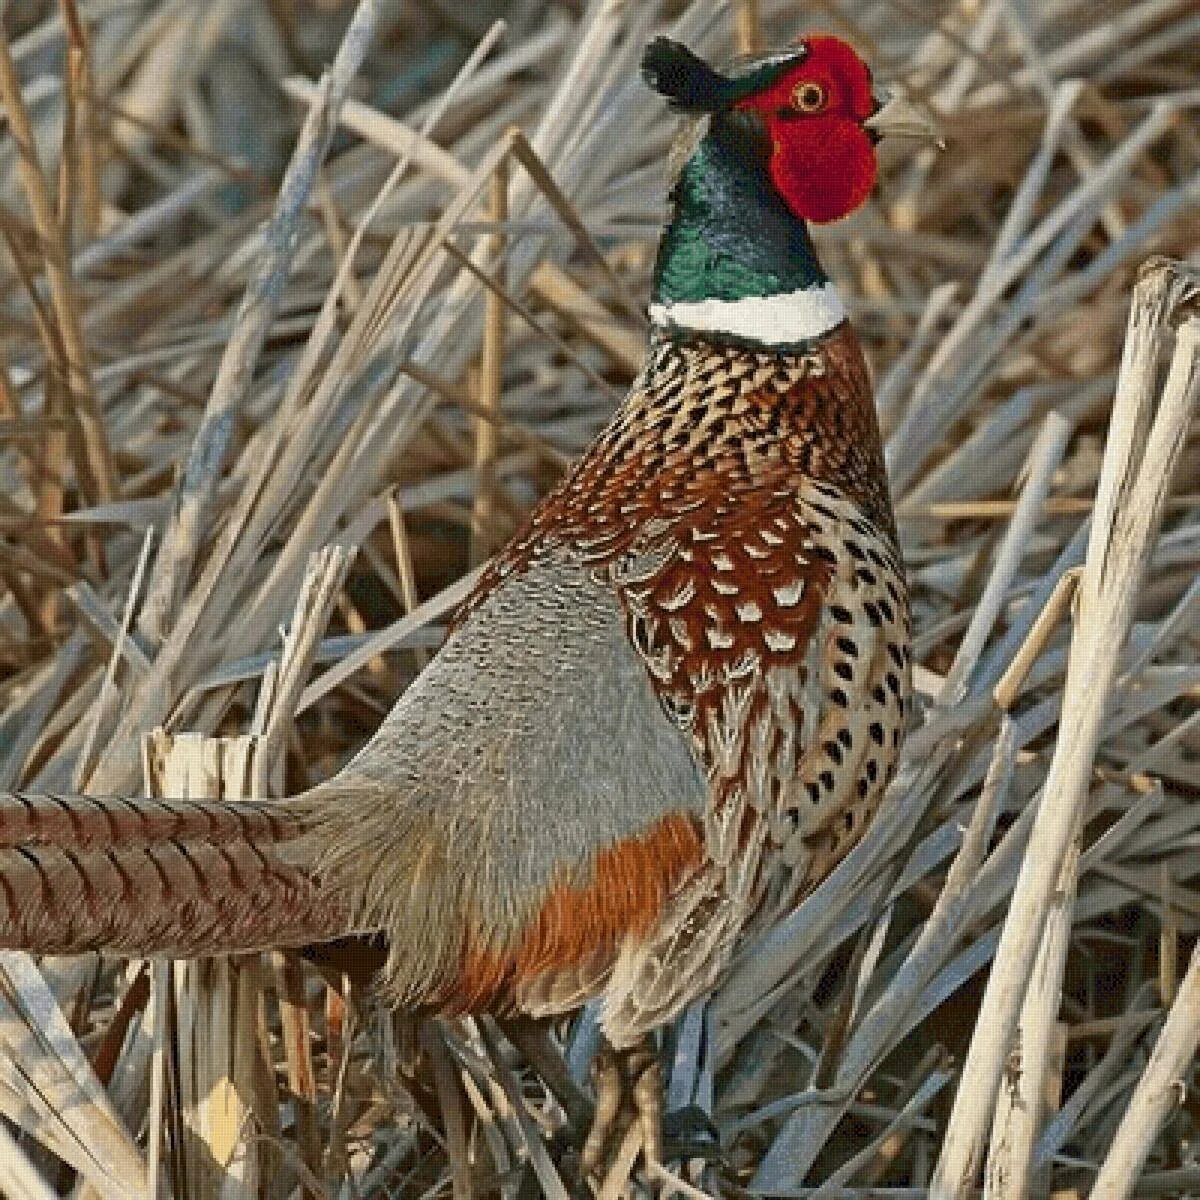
[{"xmin": 865, "ymin": 90, "xmax": 945, "ymax": 148}]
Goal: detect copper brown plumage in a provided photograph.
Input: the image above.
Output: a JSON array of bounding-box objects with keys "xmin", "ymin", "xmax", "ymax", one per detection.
[
  {"xmin": 0, "ymin": 793, "xmax": 343, "ymax": 954},
  {"xmin": 0, "ymin": 28, "xmax": 936, "ymax": 1182}
]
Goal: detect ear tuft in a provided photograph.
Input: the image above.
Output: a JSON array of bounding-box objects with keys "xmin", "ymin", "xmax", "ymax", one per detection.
[{"xmin": 641, "ymin": 38, "xmax": 731, "ymax": 112}]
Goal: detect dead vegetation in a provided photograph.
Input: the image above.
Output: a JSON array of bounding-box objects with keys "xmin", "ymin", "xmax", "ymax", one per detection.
[{"xmin": 0, "ymin": 1, "xmax": 1197, "ymax": 1197}]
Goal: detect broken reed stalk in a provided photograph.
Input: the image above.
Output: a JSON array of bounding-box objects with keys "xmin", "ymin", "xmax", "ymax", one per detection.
[
  {"xmin": 142, "ymin": 732, "xmax": 266, "ymax": 1200},
  {"xmin": 1087, "ymin": 319, "xmax": 1200, "ymax": 1200},
  {"xmin": 983, "ymin": 840, "xmax": 1078, "ymax": 1199},
  {"xmin": 251, "ymin": 545, "xmax": 355, "ymax": 796},
  {"xmin": 133, "ymin": 548, "xmax": 350, "ymax": 1199},
  {"xmin": 991, "ymin": 567, "xmax": 1079, "ymax": 712},
  {"xmin": 471, "ymin": 155, "xmax": 508, "ymax": 566},
  {"xmin": 930, "ymin": 259, "xmax": 1200, "ymax": 1198}
]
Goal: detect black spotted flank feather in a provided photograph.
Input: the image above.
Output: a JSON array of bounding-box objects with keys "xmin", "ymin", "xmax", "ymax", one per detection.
[{"xmin": 641, "ymin": 38, "xmax": 732, "ymax": 112}]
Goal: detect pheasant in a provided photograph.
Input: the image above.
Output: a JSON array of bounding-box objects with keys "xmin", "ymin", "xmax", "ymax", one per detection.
[{"xmin": 0, "ymin": 32, "xmax": 930, "ymax": 1180}]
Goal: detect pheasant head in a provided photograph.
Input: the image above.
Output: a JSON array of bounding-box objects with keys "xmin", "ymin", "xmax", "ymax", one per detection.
[
  {"xmin": 643, "ymin": 34, "xmax": 938, "ymax": 224},
  {"xmin": 644, "ymin": 33, "xmax": 939, "ymax": 347}
]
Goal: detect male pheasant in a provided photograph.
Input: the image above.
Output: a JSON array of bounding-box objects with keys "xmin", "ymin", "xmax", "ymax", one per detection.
[{"xmin": 0, "ymin": 32, "xmax": 930, "ymax": 1177}]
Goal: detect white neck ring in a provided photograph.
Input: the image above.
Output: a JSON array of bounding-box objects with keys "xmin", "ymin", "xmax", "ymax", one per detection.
[{"xmin": 649, "ymin": 283, "xmax": 846, "ymax": 345}]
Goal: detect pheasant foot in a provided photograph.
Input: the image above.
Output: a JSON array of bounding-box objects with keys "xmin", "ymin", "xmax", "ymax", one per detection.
[{"xmin": 581, "ymin": 1034, "xmax": 663, "ymax": 1183}]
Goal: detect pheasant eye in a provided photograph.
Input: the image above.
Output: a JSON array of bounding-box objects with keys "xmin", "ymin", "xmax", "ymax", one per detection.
[{"xmin": 792, "ymin": 81, "xmax": 827, "ymax": 113}]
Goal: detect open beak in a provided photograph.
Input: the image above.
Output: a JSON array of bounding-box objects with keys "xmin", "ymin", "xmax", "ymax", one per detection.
[{"xmin": 865, "ymin": 90, "xmax": 945, "ymax": 149}]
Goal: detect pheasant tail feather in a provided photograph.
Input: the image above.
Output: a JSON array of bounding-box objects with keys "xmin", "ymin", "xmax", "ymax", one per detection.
[{"xmin": 0, "ymin": 792, "xmax": 348, "ymax": 956}]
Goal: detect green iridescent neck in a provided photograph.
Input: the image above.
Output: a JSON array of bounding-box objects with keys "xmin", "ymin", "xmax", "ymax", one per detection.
[{"xmin": 652, "ymin": 113, "xmax": 827, "ymax": 306}]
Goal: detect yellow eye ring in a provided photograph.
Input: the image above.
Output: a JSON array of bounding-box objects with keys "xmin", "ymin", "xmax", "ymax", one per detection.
[{"xmin": 792, "ymin": 81, "xmax": 827, "ymax": 112}]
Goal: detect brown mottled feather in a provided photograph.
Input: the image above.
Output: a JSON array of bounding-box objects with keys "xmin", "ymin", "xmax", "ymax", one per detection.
[
  {"xmin": 0, "ymin": 833, "xmax": 347, "ymax": 956},
  {"xmin": 0, "ymin": 792, "xmax": 298, "ymax": 851},
  {"xmin": 0, "ymin": 792, "xmax": 344, "ymax": 956}
]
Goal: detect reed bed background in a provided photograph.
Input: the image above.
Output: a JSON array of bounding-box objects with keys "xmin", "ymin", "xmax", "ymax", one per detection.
[{"xmin": 0, "ymin": 1, "xmax": 1197, "ymax": 1197}]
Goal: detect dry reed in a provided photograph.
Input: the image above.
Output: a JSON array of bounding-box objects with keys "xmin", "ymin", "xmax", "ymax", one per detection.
[{"xmin": 0, "ymin": 1, "xmax": 1196, "ymax": 1197}]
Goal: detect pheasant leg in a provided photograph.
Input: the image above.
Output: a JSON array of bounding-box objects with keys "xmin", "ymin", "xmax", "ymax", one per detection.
[
  {"xmin": 581, "ymin": 1034, "xmax": 663, "ymax": 1179},
  {"xmin": 629, "ymin": 1038, "xmax": 664, "ymax": 1167}
]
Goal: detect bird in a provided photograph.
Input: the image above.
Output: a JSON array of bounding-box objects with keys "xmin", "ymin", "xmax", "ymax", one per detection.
[{"xmin": 0, "ymin": 31, "xmax": 931, "ymax": 1183}]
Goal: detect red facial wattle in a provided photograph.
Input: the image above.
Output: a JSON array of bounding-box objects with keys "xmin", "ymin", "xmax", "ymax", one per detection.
[
  {"xmin": 734, "ymin": 35, "xmax": 879, "ymax": 225},
  {"xmin": 767, "ymin": 118, "xmax": 877, "ymax": 224}
]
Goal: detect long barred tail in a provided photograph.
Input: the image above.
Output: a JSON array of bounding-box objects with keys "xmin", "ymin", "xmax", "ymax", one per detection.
[{"xmin": 0, "ymin": 792, "xmax": 351, "ymax": 957}]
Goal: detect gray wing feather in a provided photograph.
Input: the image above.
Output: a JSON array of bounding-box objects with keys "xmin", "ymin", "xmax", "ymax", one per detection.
[{"xmin": 292, "ymin": 548, "xmax": 706, "ymax": 1002}]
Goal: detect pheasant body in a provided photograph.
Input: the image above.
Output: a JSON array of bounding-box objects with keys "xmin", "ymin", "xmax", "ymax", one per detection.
[
  {"xmin": 294, "ymin": 314, "xmax": 910, "ymax": 1042},
  {"xmin": 0, "ymin": 28, "xmax": 923, "ymax": 1101}
]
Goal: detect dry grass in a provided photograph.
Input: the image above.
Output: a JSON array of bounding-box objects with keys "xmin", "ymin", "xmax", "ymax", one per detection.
[{"xmin": 0, "ymin": 1, "xmax": 1197, "ymax": 1197}]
